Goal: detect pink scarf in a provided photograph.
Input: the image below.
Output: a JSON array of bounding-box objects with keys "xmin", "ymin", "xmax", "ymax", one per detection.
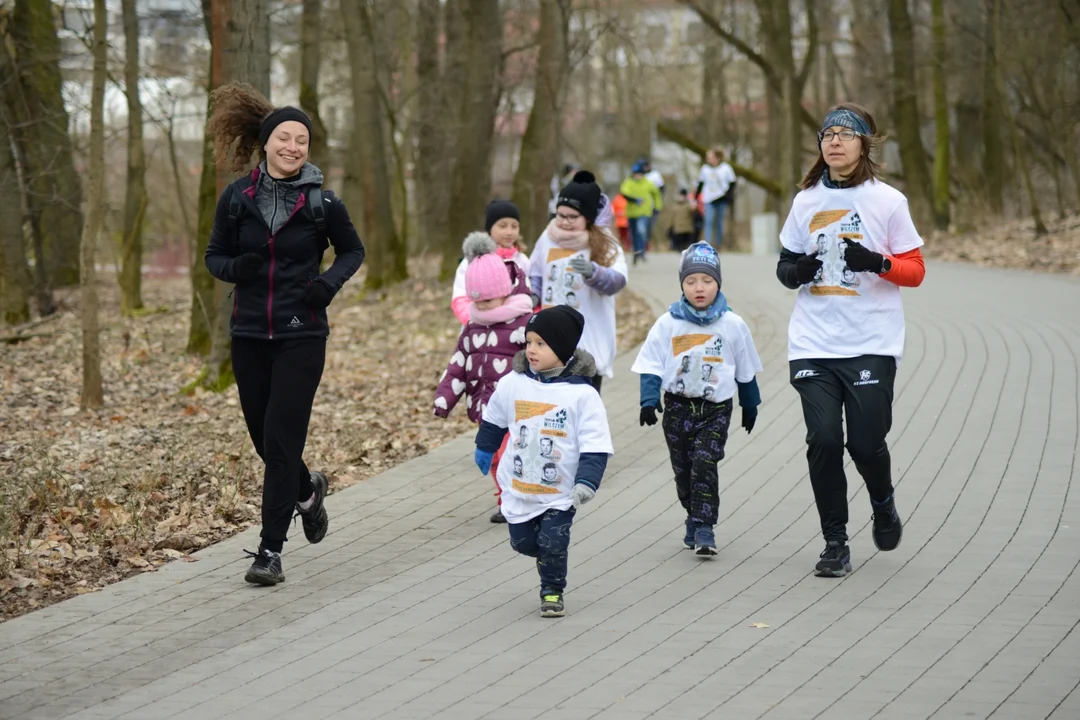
[
  {"xmin": 469, "ymin": 293, "xmax": 534, "ymax": 326},
  {"xmin": 546, "ymin": 220, "xmax": 590, "ymax": 251},
  {"xmin": 495, "ymin": 245, "xmax": 518, "ymax": 260}
]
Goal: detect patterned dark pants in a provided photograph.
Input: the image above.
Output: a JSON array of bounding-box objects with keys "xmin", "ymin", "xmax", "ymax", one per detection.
[
  {"xmin": 508, "ymin": 507, "xmax": 575, "ymax": 592},
  {"xmin": 662, "ymin": 393, "xmax": 733, "ymax": 526}
]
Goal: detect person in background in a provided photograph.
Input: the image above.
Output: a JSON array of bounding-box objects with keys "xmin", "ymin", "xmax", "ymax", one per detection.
[
  {"xmin": 669, "ymin": 188, "xmax": 697, "ymax": 252},
  {"xmin": 642, "ymin": 158, "xmax": 666, "ymax": 244},
  {"xmin": 611, "ymin": 192, "xmax": 631, "ymax": 251},
  {"xmin": 450, "ymin": 200, "xmax": 529, "ymax": 325},
  {"xmin": 620, "ymin": 162, "xmax": 663, "ymax": 264},
  {"xmin": 696, "ymin": 146, "xmax": 737, "ymax": 250}
]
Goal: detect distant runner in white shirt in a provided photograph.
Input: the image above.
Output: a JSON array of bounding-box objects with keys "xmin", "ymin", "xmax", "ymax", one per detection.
[
  {"xmin": 695, "ymin": 147, "xmax": 737, "ymax": 250},
  {"xmin": 776, "ymin": 103, "xmax": 927, "ymax": 579}
]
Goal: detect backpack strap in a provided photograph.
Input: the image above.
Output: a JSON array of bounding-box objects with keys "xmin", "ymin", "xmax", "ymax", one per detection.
[{"xmin": 308, "ymin": 187, "xmax": 326, "ymax": 237}]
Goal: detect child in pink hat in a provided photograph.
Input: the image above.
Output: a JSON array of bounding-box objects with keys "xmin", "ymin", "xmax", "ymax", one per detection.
[{"xmin": 435, "ymin": 233, "xmax": 533, "ymax": 523}]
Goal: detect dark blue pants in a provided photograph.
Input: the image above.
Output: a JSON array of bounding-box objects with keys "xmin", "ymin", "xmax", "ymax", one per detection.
[
  {"xmin": 662, "ymin": 394, "xmax": 732, "ymax": 526},
  {"xmin": 508, "ymin": 508, "xmax": 575, "ymax": 592}
]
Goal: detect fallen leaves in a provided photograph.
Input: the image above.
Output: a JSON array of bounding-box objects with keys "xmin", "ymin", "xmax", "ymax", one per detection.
[
  {"xmin": 0, "ymin": 259, "xmax": 653, "ymax": 621},
  {"xmin": 923, "ymin": 213, "xmax": 1080, "ymax": 274}
]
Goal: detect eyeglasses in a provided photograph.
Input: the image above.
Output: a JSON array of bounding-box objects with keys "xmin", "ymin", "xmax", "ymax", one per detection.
[
  {"xmin": 555, "ymin": 212, "xmax": 583, "ymax": 223},
  {"xmin": 818, "ymin": 129, "xmax": 860, "ymax": 143}
]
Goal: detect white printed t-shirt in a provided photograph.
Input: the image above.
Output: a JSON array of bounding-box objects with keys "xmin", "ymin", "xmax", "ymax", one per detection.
[
  {"xmin": 697, "ymin": 162, "xmax": 736, "ymax": 204},
  {"xmin": 483, "ymin": 372, "xmax": 613, "ymax": 523},
  {"xmin": 631, "ymin": 310, "xmax": 762, "ymax": 403},
  {"xmin": 529, "ymin": 232, "xmax": 628, "ymax": 378},
  {"xmin": 780, "ymin": 179, "xmax": 923, "ymax": 362}
]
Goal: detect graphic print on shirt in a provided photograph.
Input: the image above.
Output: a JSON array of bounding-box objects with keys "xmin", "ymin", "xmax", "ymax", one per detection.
[
  {"xmin": 542, "ymin": 248, "xmax": 586, "ymax": 310},
  {"xmin": 671, "ymin": 333, "xmax": 725, "ymax": 399},
  {"xmin": 511, "ymin": 400, "xmax": 569, "ymax": 496},
  {"xmin": 806, "ymin": 209, "xmax": 865, "ymax": 297}
]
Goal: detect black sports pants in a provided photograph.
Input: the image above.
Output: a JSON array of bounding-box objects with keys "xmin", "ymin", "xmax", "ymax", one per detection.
[
  {"xmin": 232, "ymin": 337, "xmax": 325, "ymax": 552},
  {"xmin": 790, "ymin": 355, "xmax": 896, "ymax": 543}
]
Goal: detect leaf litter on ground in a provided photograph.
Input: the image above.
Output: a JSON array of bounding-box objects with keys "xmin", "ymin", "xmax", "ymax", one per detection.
[{"xmin": 0, "ymin": 258, "xmax": 655, "ymax": 620}]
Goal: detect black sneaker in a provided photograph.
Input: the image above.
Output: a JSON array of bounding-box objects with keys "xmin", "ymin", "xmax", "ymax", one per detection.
[
  {"xmin": 815, "ymin": 541, "xmax": 851, "ymax": 577},
  {"xmin": 694, "ymin": 524, "xmax": 717, "ymax": 556},
  {"xmin": 683, "ymin": 517, "xmax": 698, "ymax": 549},
  {"xmin": 244, "ymin": 547, "xmax": 284, "ymax": 586},
  {"xmin": 297, "ymin": 471, "xmax": 329, "ymax": 544},
  {"xmin": 872, "ymin": 497, "xmax": 903, "ymax": 551},
  {"xmin": 540, "ymin": 590, "xmax": 565, "ymax": 618},
  {"xmin": 490, "ymin": 509, "xmax": 507, "ymax": 524}
]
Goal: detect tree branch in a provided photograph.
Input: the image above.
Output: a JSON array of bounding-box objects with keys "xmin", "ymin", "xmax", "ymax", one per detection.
[
  {"xmin": 657, "ymin": 121, "xmax": 784, "ymax": 197},
  {"xmin": 795, "ymin": 0, "xmax": 818, "ymax": 92}
]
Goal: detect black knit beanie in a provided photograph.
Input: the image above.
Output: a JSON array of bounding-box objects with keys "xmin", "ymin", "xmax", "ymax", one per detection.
[
  {"xmin": 526, "ymin": 306, "xmax": 585, "ymax": 365},
  {"xmin": 485, "ymin": 200, "xmax": 520, "ymax": 232},
  {"xmin": 557, "ymin": 170, "xmax": 603, "ymax": 224},
  {"xmin": 258, "ymin": 107, "xmax": 314, "ymax": 147}
]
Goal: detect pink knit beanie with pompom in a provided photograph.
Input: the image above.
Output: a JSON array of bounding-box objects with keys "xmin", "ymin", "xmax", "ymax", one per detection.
[{"xmin": 463, "ymin": 232, "xmax": 512, "ymax": 301}]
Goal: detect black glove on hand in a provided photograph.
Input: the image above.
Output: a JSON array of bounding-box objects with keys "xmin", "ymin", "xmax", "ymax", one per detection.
[
  {"xmin": 842, "ymin": 240, "xmax": 885, "ymax": 273},
  {"xmin": 795, "ymin": 252, "xmax": 823, "ymax": 284},
  {"xmin": 640, "ymin": 405, "xmax": 661, "ymax": 427},
  {"xmin": 303, "ymin": 280, "xmax": 334, "ymax": 309},
  {"xmin": 742, "ymin": 407, "xmax": 758, "ymax": 434},
  {"xmin": 234, "ymin": 253, "xmax": 263, "ymax": 284}
]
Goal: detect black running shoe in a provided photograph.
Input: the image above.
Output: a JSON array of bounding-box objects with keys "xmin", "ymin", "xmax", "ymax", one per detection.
[
  {"xmin": 244, "ymin": 547, "xmax": 284, "ymax": 586},
  {"xmin": 540, "ymin": 590, "xmax": 565, "ymax": 618},
  {"xmin": 298, "ymin": 471, "xmax": 329, "ymax": 544},
  {"xmin": 490, "ymin": 509, "xmax": 507, "ymax": 524},
  {"xmin": 872, "ymin": 497, "xmax": 903, "ymax": 551},
  {"xmin": 815, "ymin": 541, "xmax": 851, "ymax": 577}
]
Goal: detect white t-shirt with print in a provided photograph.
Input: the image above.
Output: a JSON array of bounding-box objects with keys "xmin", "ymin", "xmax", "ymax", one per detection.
[
  {"xmin": 483, "ymin": 372, "xmax": 613, "ymax": 524},
  {"xmin": 631, "ymin": 311, "xmax": 762, "ymax": 403},
  {"xmin": 698, "ymin": 162, "xmax": 736, "ymax": 204},
  {"xmin": 645, "ymin": 169, "xmax": 665, "ymax": 190},
  {"xmin": 780, "ymin": 179, "xmax": 924, "ymax": 362},
  {"xmin": 529, "ymin": 231, "xmax": 628, "ymax": 378},
  {"xmin": 452, "ymin": 250, "xmax": 530, "ymax": 305}
]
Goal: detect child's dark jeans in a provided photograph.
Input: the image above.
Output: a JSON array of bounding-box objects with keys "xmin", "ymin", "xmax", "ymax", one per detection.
[
  {"xmin": 508, "ymin": 507, "xmax": 576, "ymax": 592},
  {"xmin": 662, "ymin": 393, "xmax": 733, "ymax": 526}
]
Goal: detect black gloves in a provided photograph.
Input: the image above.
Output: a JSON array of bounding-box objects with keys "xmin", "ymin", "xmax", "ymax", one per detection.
[
  {"xmin": 640, "ymin": 405, "xmax": 662, "ymax": 427},
  {"xmin": 303, "ymin": 279, "xmax": 334, "ymax": 308},
  {"xmin": 742, "ymin": 407, "xmax": 757, "ymax": 434},
  {"xmin": 842, "ymin": 240, "xmax": 885, "ymax": 273},
  {"xmin": 795, "ymin": 252, "xmax": 823, "ymax": 284},
  {"xmin": 234, "ymin": 253, "xmax": 263, "ymax": 284}
]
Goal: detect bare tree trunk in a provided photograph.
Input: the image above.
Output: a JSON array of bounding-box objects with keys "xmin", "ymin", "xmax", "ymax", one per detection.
[
  {"xmin": 512, "ymin": 0, "xmax": 568, "ymax": 245},
  {"xmin": 10, "ymin": 0, "xmax": 84, "ymax": 288},
  {"xmin": 442, "ymin": 0, "xmax": 502, "ymax": 279},
  {"xmin": 80, "ymin": 0, "xmax": 107, "ymax": 410},
  {"xmin": 342, "ymin": 0, "xmax": 406, "ymax": 290},
  {"xmin": 886, "ymin": 0, "xmax": 931, "ymax": 224},
  {"xmin": 930, "ymin": 0, "xmax": 950, "ymax": 230},
  {"xmin": 299, "ymin": 0, "xmax": 329, "ymax": 169},
  {"xmin": 120, "ymin": 0, "xmax": 147, "ymax": 315},
  {"xmin": 204, "ymin": 0, "xmax": 270, "ymax": 390},
  {"xmin": 413, "ymin": 0, "xmax": 442, "ymax": 252},
  {"xmin": 992, "ymin": 0, "xmax": 1046, "ymax": 234},
  {"xmin": 0, "ymin": 127, "xmax": 30, "ymax": 325},
  {"xmin": 187, "ymin": 0, "xmax": 217, "ymax": 356},
  {"xmin": 981, "ymin": 0, "xmax": 1005, "ymax": 213},
  {"xmin": 951, "ymin": 0, "xmax": 983, "ymax": 229}
]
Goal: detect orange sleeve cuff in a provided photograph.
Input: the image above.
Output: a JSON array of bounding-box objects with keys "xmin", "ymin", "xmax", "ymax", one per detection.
[{"xmin": 882, "ymin": 248, "xmax": 926, "ymax": 287}]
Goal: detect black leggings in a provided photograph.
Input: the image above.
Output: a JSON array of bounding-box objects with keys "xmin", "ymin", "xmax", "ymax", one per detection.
[
  {"xmin": 789, "ymin": 354, "xmax": 896, "ymax": 543},
  {"xmin": 232, "ymin": 337, "xmax": 326, "ymax": 552}
]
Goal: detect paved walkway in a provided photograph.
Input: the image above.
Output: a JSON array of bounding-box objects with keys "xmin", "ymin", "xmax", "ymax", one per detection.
[{"xmin": 2, "ymin": 254, "xmax": 1079, "ymax": 720}]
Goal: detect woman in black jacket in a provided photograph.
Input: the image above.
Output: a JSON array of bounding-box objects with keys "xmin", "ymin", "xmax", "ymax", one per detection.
[{"xmin": 204, "ymin": 83, "xmax": 365, "ymax": 586}]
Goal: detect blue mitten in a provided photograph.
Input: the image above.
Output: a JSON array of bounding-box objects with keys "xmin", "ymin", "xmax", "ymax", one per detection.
[{"xmin": 474, "ymin": 449, "xmax": 494, "ymax": 475}]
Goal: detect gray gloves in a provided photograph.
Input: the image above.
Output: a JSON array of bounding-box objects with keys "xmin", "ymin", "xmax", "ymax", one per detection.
[
  {"xmin": 569, "ymin": 255, "xmax": 596, "ymax": 278},
  {"xmin": 572, "ymin": 482, "xmax": 596, "ymax": 508}
]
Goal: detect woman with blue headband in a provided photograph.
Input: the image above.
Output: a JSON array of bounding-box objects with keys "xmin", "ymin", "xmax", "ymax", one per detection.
[{"xmin": 775, "ymin": 103, "xmax": 926, "ymax": 578}]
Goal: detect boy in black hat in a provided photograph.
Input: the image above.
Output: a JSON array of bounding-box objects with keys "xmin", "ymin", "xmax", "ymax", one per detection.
[
  {"xmin": 631, "ymin": 242, "xmax": 763, "ymax": 556},
  {"xmin": 474, "ymin": 306, "xmax": 613, "ymax": 617}
]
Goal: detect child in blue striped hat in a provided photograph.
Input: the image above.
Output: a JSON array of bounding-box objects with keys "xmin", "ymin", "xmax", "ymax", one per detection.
[{"xmin": 631, "ymin": 242, "xmax": 763, "ymax": 555}]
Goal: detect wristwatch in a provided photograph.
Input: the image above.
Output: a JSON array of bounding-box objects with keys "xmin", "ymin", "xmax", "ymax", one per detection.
[{"xmin": 880, "ymin": 256, "xmax": 892, "ymax": 274}]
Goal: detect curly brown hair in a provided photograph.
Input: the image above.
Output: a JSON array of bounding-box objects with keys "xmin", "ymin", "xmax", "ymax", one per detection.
[
  {"xmin": 799, "ymin": 102, "xmax": 886, "ymax": 190},
  {"xmin": 207, "ymin": 83, "xmax": 274, "ymax": 174}
]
